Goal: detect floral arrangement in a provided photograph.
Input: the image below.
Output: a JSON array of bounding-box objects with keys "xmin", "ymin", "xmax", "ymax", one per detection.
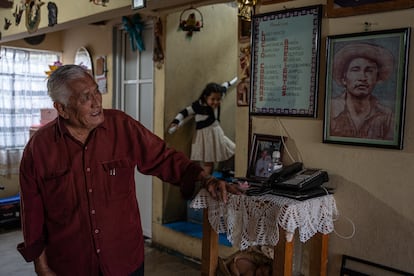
[{"xmin": 45, "ymin": 60, "xmax": 63, "ymax": 77}]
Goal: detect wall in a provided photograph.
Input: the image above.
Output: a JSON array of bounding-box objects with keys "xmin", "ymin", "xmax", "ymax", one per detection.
[
  {"xmin": 0, "ymin": 0, "xmax": 132, "ymax": 41},
  {"xmin": 154, "ymin": 2, "xmax": 239, "ymax": 257},
  {"xmin": 60, "ymin": 22, "xmax": 116, "ymax": 109},
  {"xmin": 235, "ymin": 0, "xmax": 414, "ymax": 274}
]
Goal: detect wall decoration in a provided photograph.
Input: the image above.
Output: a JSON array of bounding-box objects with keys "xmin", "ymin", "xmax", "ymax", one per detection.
[
  {"xmin": 179, "ymin": 7, "xmax": 203, "ymax": 38},
  {"xmin": 250, "ymin": 5, "xmax": 322, "ymax": 117},
  {"xmin": 327, "ymin": 0, "xmax": 414, "ymax": 18},
  {"xmin": 247, "ymin": 133, "xmax": 285, "ymax": 179},
  {"xmin": 47, "ymin": 2, "xmax": 57, "ymax": 27},
  {"xmin": 4, "ymin": 18, "xmax": 11, "ymax": 30},
  {"xmin": 153, "ymin": 17, "xmax": 164, "ymax": 69},
  {"xmin": 91, "ymin": 0, "xmax": 109, "ymax": 7},
  {"xmin": 237, "ymin": 0, "xmax": 257, "ymax": 21},
  {"xmin": 45, "ymin": 60, "xmax": 63, "ymax": 77},
  {"xmin": 24, "ymin": 33, "xmax": 46, "ymax": 45},
  {"xmin": 323, "ymin": 28, "xmax": 410, "ymax": 149},
  {"xmin": 74, "ymin": 46, "xmax": 93, "ymax": 75},
  {"xmin": 239, "ymin": 45, "xmax": 250, "ymax": 81},
  {"xmin": 131, "ymin": 0, "xmax": 145, "ymax": 9},
  {"xmin": 237, "ymin": 79, "xmax": 250, "ymax": 106},
  {"xmin": 25, "ymin": 0, "xmax": 45, "ymax": 33},
  {"xmin": 95, "ymin": 56, "xmax": 107, "ymax": 94},
  {"xmin": 239, "ymin": 17, "xmax": 251, "ymax": 42},
  {"xmin": 0, "ymin": 0, "xmax": 13, "ymax": 9},
  {"xmin": 122, "ymin": 14, "xmax": 145, "ymax": 52},
  {"xmin": 13, "ymin": 3, "xmax": 24, "ymax": 26}
]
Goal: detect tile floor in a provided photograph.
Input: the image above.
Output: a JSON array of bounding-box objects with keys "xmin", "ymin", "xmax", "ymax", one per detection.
[{"xmin": 0, "ymin": 224, "xmax": 200, "ymax": 276}]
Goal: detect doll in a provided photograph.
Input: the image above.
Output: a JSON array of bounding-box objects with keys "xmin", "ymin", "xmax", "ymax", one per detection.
[{"xmin": 168, "ymin": 77, "xmax": 237, "ymax": 174}]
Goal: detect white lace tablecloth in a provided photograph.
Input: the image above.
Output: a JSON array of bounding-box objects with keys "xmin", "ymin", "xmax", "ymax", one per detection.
[{"xmin": 190, "ymin": 189, "xmax": 338, "ymax": 250}]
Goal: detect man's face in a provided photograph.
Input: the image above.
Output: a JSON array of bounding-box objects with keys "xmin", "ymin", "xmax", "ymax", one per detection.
[
  {"xmin": 342, "ymin": 57, "xmax": 379, "ymax": 98},
  {"xmin": 63, "ymin": 74, "xmax": 104, "ymax": 132}
]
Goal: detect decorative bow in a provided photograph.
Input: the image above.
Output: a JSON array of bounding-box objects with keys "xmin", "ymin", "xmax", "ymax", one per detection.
[{"xmin": 122, "ymin": 14, "xmax": 145, "ymax": 52}]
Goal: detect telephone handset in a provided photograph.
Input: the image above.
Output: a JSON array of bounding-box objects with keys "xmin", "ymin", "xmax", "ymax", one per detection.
[
  {"xmin": 267, "ymin": 162, "xmax": 329, "ymax": 191},
  {"xmin": 267, "ymin": 162, "xmax": 303, "ymax": 185}
]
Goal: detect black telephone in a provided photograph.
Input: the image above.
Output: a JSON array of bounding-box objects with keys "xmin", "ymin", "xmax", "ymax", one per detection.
[{"xmin": 267, "ymin": 162, "xmax": 329, "ymax": 191}]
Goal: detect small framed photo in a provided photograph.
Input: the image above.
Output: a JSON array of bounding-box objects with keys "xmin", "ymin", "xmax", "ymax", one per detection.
[
  {"xmin": 323, "ymin": 28, "xmax": 410, "ymax": 149},
  {"xmin": 247, "ymin": 134, "xmax": 285, "ymax": 179},
  {"xmin": 132, "ymin": 0, "xmax": 145, "ymax": 9}
]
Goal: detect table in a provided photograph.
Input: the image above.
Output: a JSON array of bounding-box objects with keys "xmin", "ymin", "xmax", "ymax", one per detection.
[{"xmin": 190, "ymin": 189, "xmax": 338, "ymax": 276}]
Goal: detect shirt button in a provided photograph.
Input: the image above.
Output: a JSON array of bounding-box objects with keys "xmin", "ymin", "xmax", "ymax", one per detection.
[
  {"xmin": 85, "ymin": 146, "xmax": 88, "ymax": 150},
  {"xmin": 91, "ymin": 210, "xmax": 96, "ymax": 214},
  {"xmin": 89, "ymin": 188, "xmax": 93, "ymax": 193},
  {"xmin": 86, "ymin": 167, "xmax": 91, "ymax": 172},
  {"xmin": 95, "ymin": 229, "xmax": 99, "ymax": 234},
  {"xmin": 96, "ymin": 249, "xmax": 100, "ymax": 254}
]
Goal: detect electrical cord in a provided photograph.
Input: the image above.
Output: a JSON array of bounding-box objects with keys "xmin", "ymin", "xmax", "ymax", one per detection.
[
  {"xmin": 276, "ymin": 118, "xmax": 356, "ymax": 240},
  {"xmin": 276, "ymin": 117, "xmax": 303, "ymax": 164}
]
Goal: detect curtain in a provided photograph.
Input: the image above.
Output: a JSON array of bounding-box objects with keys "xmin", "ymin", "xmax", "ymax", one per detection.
[{"xmin": 0, "ymin": 46, "xmax": 60, "ymax": 175}]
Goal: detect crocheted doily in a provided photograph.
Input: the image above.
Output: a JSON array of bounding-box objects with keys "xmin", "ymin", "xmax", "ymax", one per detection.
[{"xmin": 190, "ymin": 189, "xmax": 338, "ymax": 250}]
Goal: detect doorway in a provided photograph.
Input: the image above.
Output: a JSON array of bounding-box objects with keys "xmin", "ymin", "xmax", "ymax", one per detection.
[{"xmin": 113, "ymin": 21, "xmax": 154, "ymax": 238}]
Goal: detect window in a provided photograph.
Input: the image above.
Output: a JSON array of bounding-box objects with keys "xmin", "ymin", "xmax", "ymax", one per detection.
[{"xmin": 0, "ymin": 46, "xmax": 61, "ymax": 175}]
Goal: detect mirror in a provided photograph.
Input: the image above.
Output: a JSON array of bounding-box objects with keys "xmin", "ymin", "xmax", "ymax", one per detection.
[{"xmin": 74, "ymin": 47, "xmax": 93, "ymax": 75}]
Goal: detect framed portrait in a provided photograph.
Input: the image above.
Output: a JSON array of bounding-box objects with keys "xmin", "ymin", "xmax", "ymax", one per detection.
[
  {"xmin": 132, "ymin": 0, "xmax": 145, "ymax": 9},
  {"xmin": 247, "ymin": 134, "xmax": 285, "ymax": 179},
  {"xmin": 326, "ymin": 0, "xmax": 414, "ymax": 18},
  {"xmin": 323, "ymin": 28, "xmax": 410, "ymax": 149},
  {"xmin": 249, "ymin": 5, "xmax": 322, "ymax": 117}
]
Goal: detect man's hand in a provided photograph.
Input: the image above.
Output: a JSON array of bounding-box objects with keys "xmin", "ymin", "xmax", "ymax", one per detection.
[
  {"xmin": 201, "ymin": 174, "xmax": 242, "ymax": 203},
  {"xmin": 34, "ymin": 250, "xmax": 57, "ymax": 276}
]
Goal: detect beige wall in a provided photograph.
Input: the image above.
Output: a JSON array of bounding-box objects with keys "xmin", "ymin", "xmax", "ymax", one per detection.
[
  {"xmin": 60, "ymin": 22, "xmax": 117, "ymax": 109},
  {"xmin": 240, "ymin": 1, "xmax": 414, "ymax": 274},
  {"xmin": 0, "ymin": 0, "xmax": 132, "ymax": 41},
  {"xmin": 155, "ymin": 2, "xmax": 239, "ymax": 256}
]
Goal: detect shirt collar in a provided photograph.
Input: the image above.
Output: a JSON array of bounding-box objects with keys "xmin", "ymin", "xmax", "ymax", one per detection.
[{"xmin": 55, "ymin": 110, "xmax": 107, "ymax": 140}]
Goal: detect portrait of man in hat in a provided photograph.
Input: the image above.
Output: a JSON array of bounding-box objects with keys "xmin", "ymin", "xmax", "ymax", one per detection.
[{"xmin": 329, "ymin": 42, "xmax": 396, "ymax": 140}]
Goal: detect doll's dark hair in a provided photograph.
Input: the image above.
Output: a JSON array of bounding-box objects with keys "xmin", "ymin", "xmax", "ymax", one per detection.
[{"xmin": 198, "ymin": 82, "xmax": 227, "ymax": 103}]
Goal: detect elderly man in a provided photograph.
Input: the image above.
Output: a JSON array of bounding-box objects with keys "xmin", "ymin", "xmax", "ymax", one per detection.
[
  {"xmin": 330, "ymin": 42, "xmax": 395, "ymax": 140},
  {"xmin": 17, "ymin": 64, "xmax": 240, "ymax": 276}
]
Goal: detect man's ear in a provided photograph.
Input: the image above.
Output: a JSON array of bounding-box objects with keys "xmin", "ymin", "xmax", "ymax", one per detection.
[{"xmin": 54, "ymin": 102, "xmax": 69, "ymax": 119}]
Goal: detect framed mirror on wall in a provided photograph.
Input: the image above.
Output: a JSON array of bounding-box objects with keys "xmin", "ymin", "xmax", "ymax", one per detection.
[{"xmin": 74, "ymin": 47, "xmax": 93, "ymax": 75}]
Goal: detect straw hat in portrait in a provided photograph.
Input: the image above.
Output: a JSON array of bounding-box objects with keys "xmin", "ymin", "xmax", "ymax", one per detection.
[{"xmin": 333, "ymin": 42, "xmax": 394, "ymax": 85}]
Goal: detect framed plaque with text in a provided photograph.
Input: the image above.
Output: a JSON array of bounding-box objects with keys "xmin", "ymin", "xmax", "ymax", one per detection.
[{"xmin": 250, "ymin": 5, "xmax": 322, "ymax": 117}]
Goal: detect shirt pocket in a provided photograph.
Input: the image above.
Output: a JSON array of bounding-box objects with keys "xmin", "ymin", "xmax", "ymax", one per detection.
[
  {"xmin": 42, "ymin": 169, "xmax": 77, "ymax": 225},
  {"xmin": 101, "ymin": 159, "xmax": 134, "ymax": 201}
]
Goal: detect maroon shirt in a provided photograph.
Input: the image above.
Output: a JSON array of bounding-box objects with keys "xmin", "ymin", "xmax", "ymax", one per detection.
[{"xmin": 18, "ymin": 109, "xmax": 202, "ymax": 275}]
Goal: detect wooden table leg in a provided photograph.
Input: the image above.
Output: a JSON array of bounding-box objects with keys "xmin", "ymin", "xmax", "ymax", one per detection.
[
  {"xmin": 309, "ymin": 233, "xmax": 329, "ymax": 276},
  {"xmin": 201, "ymin": 208, "xmax": 218, "ymax": 276},
  {"xmin": 273, "ymin": 228, "xmax": 293, "ymax": 276}
]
